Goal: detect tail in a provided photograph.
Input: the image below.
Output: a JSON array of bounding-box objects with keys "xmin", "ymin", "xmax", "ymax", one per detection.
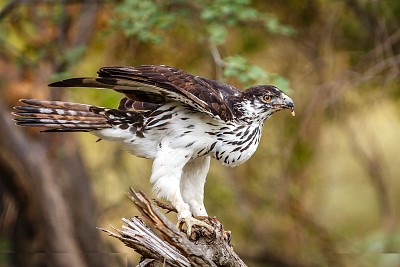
[{"xmin": 13, "ymin": 99, "xmax": 112, "ymax": 132}]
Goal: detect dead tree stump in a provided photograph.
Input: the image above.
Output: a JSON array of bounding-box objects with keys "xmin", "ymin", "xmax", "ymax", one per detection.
[{"xmin": 99, "ymin": 188, "xmax": 247, "ymax": 267}]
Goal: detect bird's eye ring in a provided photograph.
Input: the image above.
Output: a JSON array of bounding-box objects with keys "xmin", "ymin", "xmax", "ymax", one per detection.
[{"xmin": 263, "ymin": 95, "xmax": 272, "ymax": 102}]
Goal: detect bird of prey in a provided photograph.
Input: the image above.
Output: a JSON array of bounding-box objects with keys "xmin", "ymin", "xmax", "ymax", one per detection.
[{"xmin": 13, "ymin": 65, "xmax": 295, "ymax": 235}]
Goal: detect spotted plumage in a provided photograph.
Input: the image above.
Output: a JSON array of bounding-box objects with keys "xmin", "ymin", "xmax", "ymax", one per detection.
[{"xmin": 13, "ymin": 65, "xmax": 294, "ymax": 234}]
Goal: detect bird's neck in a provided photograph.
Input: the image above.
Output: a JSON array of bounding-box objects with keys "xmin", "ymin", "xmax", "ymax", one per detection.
[{"xmin": 233, "ymin": 99, "xmax": 266, "ymax": 124}]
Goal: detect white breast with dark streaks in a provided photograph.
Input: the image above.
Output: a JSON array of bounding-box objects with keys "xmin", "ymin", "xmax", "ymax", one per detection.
[
  {"xmin": 93, "ymin": 103, "xmax": 263, "ymax": 167},
  {"xmin": 93, "ymin": 104, "xmax": 216, "ymax": 160},
  {"xmin": 209, "ymin": 123, "xmax": 263, "ymax": 166}
]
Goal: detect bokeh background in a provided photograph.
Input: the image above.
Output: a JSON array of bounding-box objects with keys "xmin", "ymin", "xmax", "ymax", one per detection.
[{"xmin": 0, "ymin": 1, "xmax": 399, "ymax": 267}]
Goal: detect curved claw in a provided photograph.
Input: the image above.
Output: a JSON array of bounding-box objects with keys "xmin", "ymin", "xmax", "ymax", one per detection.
[{"xmin": 177, "ymin": 216, "xmax": 214, "ymax": 237}]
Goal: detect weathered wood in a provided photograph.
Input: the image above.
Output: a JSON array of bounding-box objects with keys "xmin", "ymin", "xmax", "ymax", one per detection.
[{"xmin": 100, "ymin": 189, "xmax": 248, "ymax": 267}]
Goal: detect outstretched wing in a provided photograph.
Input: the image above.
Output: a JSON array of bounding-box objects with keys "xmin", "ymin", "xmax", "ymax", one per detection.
[{"xmin": 49, "ymin": 65, "xmax": 241, "ymax": 121}]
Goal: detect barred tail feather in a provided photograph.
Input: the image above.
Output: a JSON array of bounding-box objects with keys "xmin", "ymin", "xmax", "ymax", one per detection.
[{"xmin": 13, "ymin": 99, "xmax": 112, "ymax": 132}]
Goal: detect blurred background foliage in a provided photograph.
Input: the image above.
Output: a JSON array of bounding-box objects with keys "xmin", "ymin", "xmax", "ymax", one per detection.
[{"xmin": 0, "ymin": 0, "xmax": 400, "ymax": 267}]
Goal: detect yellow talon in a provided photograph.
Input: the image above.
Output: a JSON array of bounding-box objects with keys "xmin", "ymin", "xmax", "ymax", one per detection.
[{"xmin": 177, "ymin": 216, "xmax": 214, "ymax": 237}]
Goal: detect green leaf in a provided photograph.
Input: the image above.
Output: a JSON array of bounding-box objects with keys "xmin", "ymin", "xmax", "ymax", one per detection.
[
  {"xmin": 207, "ymin": 24, "xmax": 228, "ymax": 45},
  {"xmin": 110, "ymin": 0, "xmax": 176, "ymax": 43},
  {"xmin": 223, "ymin": 55, "xmax": 292, "ymax": 92}
]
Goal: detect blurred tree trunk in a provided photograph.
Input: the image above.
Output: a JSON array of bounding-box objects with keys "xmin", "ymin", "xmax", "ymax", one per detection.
[
  {"xmin": 0, "ymin": 1, "xmax": 109, "ymax": 267},
  {"xmin": 0, "ymin": 99, "xmax": 108, "ymax": 267}
]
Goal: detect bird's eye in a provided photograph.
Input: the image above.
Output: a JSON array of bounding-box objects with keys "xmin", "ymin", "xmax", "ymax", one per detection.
[{"xmin": 263, "ymin": 95, "xmax": 272, "ymax": 102}]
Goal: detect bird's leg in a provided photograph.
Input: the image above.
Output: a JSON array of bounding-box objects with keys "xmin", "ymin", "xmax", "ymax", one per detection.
[
  {"xmin": 150, "ymin": 147, "xmax": 213, "ymax": 237},
  {"xmin": 173, "ymin": 192, "xmax": 214, "ymax": 237},
  {"xmin": 161, "ymin": 188, "xmax": 213, "ymax": 237},
  {"xmin": 179, "ymin": 156, "xmax": 214, "ymax": 236},
  {"xmin": 181, "ymin": 156, "xmax": 210, "ymax": 217}
]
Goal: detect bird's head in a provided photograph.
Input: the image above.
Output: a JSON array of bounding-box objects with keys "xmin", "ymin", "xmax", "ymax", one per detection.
[{"xmin": 240, "ymin": 85, "xmax": 295, "ymax": 122}]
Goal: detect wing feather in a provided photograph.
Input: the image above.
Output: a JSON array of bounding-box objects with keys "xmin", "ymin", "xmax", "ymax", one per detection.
[{"xmin": 49, "ymin": 65, "xmax": 240, "ymax": 121}]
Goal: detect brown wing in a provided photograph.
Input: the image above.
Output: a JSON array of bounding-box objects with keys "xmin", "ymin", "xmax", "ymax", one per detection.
[
  {"xmin": 118, "ymin": 97, "xmax": 161, "ymax": 112},
  {"xmin": 49, "ymin": 65, "xmax": 240, "ymax": 121}
]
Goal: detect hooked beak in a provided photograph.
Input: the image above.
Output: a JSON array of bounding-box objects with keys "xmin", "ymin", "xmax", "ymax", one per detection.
[{"xmin": 281, "ymin": 93, "xmax": 295, "ymax": 116}]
